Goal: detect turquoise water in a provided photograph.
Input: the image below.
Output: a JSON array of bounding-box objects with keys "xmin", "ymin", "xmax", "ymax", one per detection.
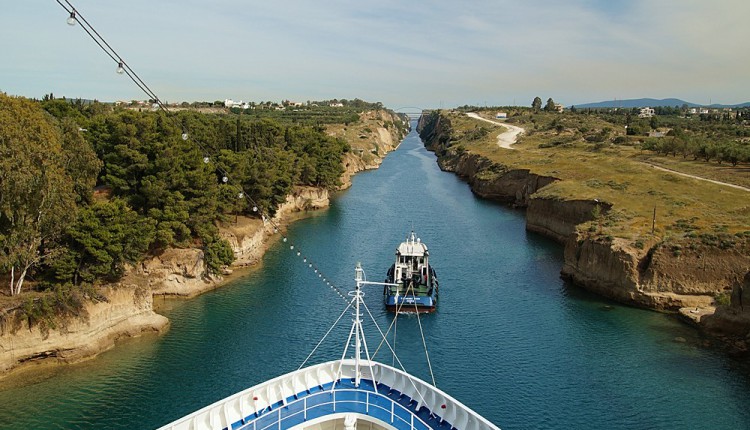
[{"xmin": 1, "ymin": 126, "xmax": 748, "ymax": 429}]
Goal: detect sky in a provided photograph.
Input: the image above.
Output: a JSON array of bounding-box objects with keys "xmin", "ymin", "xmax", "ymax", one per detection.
[{"xmin": 3, "ymin": 0, "xmax": 749, "ymax": 109}]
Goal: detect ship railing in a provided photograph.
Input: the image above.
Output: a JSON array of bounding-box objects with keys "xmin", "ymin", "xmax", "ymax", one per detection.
[{"xmin": 244, "ymin": 387, "xmax": 434, "ymax": 430}]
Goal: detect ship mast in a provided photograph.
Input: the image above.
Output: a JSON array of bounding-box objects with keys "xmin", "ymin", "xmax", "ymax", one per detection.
[{"xmin": 339, "ymin": 263, "xmax": 398, "ymax": 388}]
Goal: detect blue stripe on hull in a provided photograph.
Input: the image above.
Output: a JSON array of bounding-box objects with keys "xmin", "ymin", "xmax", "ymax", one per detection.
[
  {"xmin": 233, "ymin": 379, "xmax": 456, "ymax": 430},
  {"xmin": 384, "ymin": 295, "xmax": 436, "ymax": 312}
]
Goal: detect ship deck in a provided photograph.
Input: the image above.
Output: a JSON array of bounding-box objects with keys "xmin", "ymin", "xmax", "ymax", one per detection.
[{"xmin": 387, "ymin": 284, "xmax": 434, "ymax": 295}]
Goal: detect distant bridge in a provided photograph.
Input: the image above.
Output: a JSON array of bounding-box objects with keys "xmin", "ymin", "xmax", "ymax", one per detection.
[{"xmin": 393, "ymin": 106, "xmax": 431, "ymax": 120}]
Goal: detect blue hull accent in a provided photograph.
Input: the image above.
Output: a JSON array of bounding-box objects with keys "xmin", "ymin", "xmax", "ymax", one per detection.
[
  {"xmin": 385, "ymin": 295, "xmax": 436, "ymax": 313},
  {"xmin": 232, "ymin": 379, "xmax": 456, "ymax": 430}
]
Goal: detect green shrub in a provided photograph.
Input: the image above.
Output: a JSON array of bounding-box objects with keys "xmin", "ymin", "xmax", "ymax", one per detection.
[
  {"xmin": 714, "ymin": 291, "xmax": 731, "ymax": 307},
  {"xmin": 203, "ymin": 237, "xmax": 235, "ymax": 276}
]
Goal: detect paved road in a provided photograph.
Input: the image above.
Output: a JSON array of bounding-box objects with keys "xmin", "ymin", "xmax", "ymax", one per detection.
[{"xmin": 466, "ymin": 112, "xmax": 524, "ymax": 149}]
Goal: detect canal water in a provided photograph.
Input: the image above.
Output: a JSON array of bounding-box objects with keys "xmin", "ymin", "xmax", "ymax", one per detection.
[{"xmin": 1, "ymin": 125, "xmax": 749, "ymax": 429}]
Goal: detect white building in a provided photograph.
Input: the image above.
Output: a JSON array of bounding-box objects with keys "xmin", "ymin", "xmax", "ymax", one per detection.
[
  {"xmin": 224, "ymin": 99, "xmax": 250, "ymax": 109},
  {"xmin": 638, "ymin": 107, "xmax": 655, "ymax": 118}
]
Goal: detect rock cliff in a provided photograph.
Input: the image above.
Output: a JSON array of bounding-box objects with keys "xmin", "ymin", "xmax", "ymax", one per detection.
[
  {"xmin": 697, "ymin": 271, "xmax": 750, "ymax": 353},
  {"xmin": 128, "ymin": 186, "xmax": 332, "ymax": 298},
  {"xmin": 526, "ymin": 198, "xmax": 607, "ymax": 243},
  {"xmin": 337, "ymin": 110, "xmax": 407, "ymax": 189},
  {"xmin": 0, "ymin": 286, "xmax": 168, "ymax": 374},
  {"xmin": 559, "ymin": 235, "xmax": 729, "ymax": 309},
  {"xmin": 418, "ymin": 112, "xmax": 558, "ymax": 208}
]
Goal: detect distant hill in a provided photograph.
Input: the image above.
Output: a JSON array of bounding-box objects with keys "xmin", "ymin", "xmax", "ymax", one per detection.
[{"xmin": 573, "ymin": 98, "xmax": 750, "ymax": 109}]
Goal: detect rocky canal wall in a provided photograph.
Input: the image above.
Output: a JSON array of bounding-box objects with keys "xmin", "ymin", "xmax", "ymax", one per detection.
[{"xmin": 0, "ymin": 286, "xmax": 168, "ymax": 374}]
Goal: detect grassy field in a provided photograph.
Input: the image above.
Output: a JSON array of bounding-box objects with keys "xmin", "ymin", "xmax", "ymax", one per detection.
[
  {"xmin": 229, "ymin": 105, "xmax": 361, "ymax": 126},
  {"xmin": 447, "ymin": 110, "xmax": 750, "ymax": 243}
]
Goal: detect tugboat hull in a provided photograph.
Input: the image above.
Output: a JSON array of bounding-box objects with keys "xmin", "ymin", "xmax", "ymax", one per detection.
[{"xmin": 385, "ymin": 299, "xmax": 436, "ymax": 313}]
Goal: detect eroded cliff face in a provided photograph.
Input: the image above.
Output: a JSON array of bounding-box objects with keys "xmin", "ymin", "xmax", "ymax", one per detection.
[
  {"xmin": 561, "ymin": 233, "xmax": 750, "ymax": 311},
  {"xmin": 129, "ymin": 248, "xmax": 211, "ymax": 297},
  {"xmin": 226, "ymin": 186, "xmax": 329, "ymax": 267},
  {"xmin": 337, "ymin": 110, "xmax": 407, "ymax": 189},
  {"xmin": 0, "ymin": 286, "xmax": 168, "ymax": 374},
  {"xmin": 526, "ymin": 198, "xmax": 606, "ymax": 243},
  {"xmin": 561, "ymin": 235, "xmax": 723, "ymax": 310},
  {"xmin": 639, "ymin": 240, "xmax": 749, "ymax": 297},
  {"xmin": 701, "ymin": 272, "xmax": 750, "ymax": 351},
  {"xmin": 418, "ymin": 112, "xmax": 558, "ymax": 208},
  {"xmin": 439, "ymin": 152, "xmax": 558, "ymax": 206},
  {"xmin": 126, "ymin": 186, "xmax": 331, "ymax": 298}
]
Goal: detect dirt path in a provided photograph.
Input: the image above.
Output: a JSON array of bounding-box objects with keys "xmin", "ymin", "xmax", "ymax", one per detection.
[
  {"xmin": 466, "ymin": 112, "xmax": 524, "ymax": 149},
  {"xmin": 648, "ymin": 163, "xmax": 750, "ymax": 192}
]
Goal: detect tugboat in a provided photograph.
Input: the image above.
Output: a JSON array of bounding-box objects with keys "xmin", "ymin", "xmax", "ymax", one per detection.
[{"xmin": 384, "ymin": 232, "xmax": 439, "ymax": 313}]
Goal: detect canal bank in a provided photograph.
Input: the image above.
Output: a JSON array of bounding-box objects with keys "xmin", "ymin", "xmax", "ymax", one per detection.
[
  {"xmin": 416, "ymin": 110, "xmax": 750, "ymax": 352},
  {"xmin": 0, "ymin": 109, "xmax": 407, "ymax": 378}
]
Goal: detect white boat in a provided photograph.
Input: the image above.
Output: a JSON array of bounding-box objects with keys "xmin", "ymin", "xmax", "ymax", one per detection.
[{"xmin": 156, "ymin": 264, "xmax": 499, "ymax": 430}]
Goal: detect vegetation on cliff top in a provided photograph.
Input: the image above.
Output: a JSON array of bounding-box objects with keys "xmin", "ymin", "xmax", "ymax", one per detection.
[
  {"xmin": 428, "ymin": 108, "xmax": 750, "ymax": 248},
  {"xmin": 1, "ymin": 94, "xmax": 402, "ymax": 321}
]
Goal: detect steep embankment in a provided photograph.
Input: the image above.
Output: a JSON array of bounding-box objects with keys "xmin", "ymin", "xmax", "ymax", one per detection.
[
  {"xmin": 417, "ymin": 112, "xmax": 558, "ymax": 207},
  {"xmin": 560, "ymin": 235, "xmax": 750, "ymax": 310},
  {"xmin": 418, "ymin": 111, "xmax": 750, "ymax": 347},
  {"xmin": 0, "ymin": 286, "xmax": 168, "ymax": 374},
  {"xmin": 700, "ymin": 272, "xmax": 750, "ymax": 352},
  {"xmin": 125, "ymin": 186, "xmax": 331, "ymax": 297},
  {"xmin": 0, "ymin": 110, "xmax": 406, "ymax": 377},
  {"xmin": 334, "ymin": 110, "xmax": 409, "ymax": 189}
]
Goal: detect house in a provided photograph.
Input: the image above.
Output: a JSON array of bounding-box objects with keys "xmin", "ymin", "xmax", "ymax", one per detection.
[
  {"xmin": 224, "ymin": 99, "xmax": 250, "ymax": 109},
  {"xmin": 554, "ymin": 103, "xmax": 564, "ymax": 113},
  {"xmin": 638, "ymin": 107, "xmax": 655, "ymax": 118}
]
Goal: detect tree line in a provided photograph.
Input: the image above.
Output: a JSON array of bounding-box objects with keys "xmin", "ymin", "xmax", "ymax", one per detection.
[
  {"xmin": 0, "ymin": 94, "xmax": 352, "ymax": 298},
  {"xmin": 641, "ymin": 133, "xmax": 750, "ymax": 166}
]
